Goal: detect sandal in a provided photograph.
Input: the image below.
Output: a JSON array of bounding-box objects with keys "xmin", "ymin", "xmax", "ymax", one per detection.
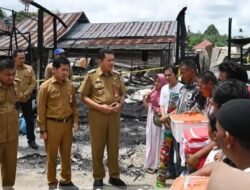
[
  {"xmin": 155, "ymin": 181, "xmax": 167, "ymax": 188},
  {"xmin": 146, "ymin": 168, "xmax": 157, "ymax": 174}
]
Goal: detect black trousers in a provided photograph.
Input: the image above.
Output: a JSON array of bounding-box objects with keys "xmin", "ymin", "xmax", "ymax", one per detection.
[
  {"xmin": 173, "ymin": 138, "xmax": 187, "ymax": 176},
  {"xmin": 20, "ymin": 98, "xmax": 35, "ymax": 143}
]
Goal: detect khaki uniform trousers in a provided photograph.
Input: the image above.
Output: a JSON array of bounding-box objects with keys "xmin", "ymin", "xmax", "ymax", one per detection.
[
  {"xmin": 45, "ymin": 119, "xmax": 73, "ymax": 185},
  {"xmin": 0, "ymin": 138, "xmax": 18, "ymax": 187},
  {"xmin": 88, "ymin": 109, "xmax": 120, "ymax": 180}
]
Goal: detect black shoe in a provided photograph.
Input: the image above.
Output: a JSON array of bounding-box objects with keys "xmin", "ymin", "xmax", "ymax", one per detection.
[
  {"xmin": 28, "ymin": 141, "xmax": 38, "ymax": 149},
  {"xmin": 166, "ymin": 170, "xmax": 177, "ymax": 179},
  {"xmin": 108, "ymin": 177, "xmax": 126, "ymax": 187},
  {"xmin": 59, "ymin": 181, "xmax": 79, "ymax": 190},
  {"xmin": 93, "ymin": 179, "xmax": 103, "ymax": 187}
]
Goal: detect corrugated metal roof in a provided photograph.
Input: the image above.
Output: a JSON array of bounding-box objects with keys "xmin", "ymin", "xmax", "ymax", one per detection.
[
  {"xmin": 60, "ymin": 43, "xmax": 174, "ymax": 50},
  {"xmin": 62, "ymin": 21, "xmax": 177, "ymax": 39},
  {"xmin": 56, "ymin": 37, "xmax": 175, "ymax": 50},
  {"xmin": 0, "ymin": 19, "xmax": 8, "ymax": 56},
  {"xmin": 0, "ymin": 12, "xmax": 85, "ymax": 50},
  {"xmin": 56, "ymin": 21, "xmax": 177, "ymax": 50}
]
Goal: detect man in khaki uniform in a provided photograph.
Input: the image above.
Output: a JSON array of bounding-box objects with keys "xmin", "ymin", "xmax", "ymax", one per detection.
[
  {"xmin": 79, "ymin": 49, "xmax": 126, "ymax": 188},
  {"xmin": 37, "ymin": 57, "xmax": 79, "ymax": 190},
  {"xmin": 0, "ymin": 59, "xmax": 20, "ymax": 188},
  {"xmin": 13, "ymin": 49, "xmax": 38, "ymax": 149},
  {"xmin": 45, "ymin": 48, "xmax": 73, "ymax": 80}
]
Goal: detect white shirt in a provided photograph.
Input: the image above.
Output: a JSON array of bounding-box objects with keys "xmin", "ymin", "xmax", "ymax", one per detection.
[
  {"xmin": 160, "ymin": 82, "xmax": 183, "ymax": 115},
  {"xmin": 244, "ymin": 168, "xmax": 250, "ymax": 173}
]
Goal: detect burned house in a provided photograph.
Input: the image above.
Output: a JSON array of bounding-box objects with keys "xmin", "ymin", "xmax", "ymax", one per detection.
[
  {"xmin": 56, "ymin": 20, "xmax": 177, "ymax": 69},
  {"xmin": 0, "ymin": 7, "xmax": 187, "ymax": 77},
  {"xmin": 0, "ymin": 12, "xmax": 89, "ymax": 62}
]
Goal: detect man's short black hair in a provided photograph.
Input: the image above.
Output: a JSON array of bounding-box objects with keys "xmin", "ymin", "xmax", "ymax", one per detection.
[
  {"xmin": 217, "ymin": 99, "xmax": 250, "ymax": 150},
  {"xmin": 13, "ymin": 49, "xmax": 25, "ymax": 58},
  {"xmin": 198, "ymin": 71, "xmax": 217, "ymax": 85},
  {"xmin": 238, "ymin": 139, "xmax": 250, "ymax": 151},
  {"xmin": 98, "ymin": 48, "xmax": 114, "ymax": 60},
  {"xmin": 213, "ymin": 79, "xmax": 249, "ymax": 109},
  {"xmin": 163, "ymin": 65, "xmax": 178, "ymax": 76},
  {"xmin": 219, "ymin": 61, "xmax": 248, "ymax": 83},
  {"xmin": 208, "ymin": 113, "xmax": 217, "ymax": 132},
  {"xmin": 52, "ymin": 57, "xmax": 70, "ymax": 69},
  {"xmin": 0, "ymin": 59, "xmax": 15, "ymax": 71},
  {"xmin": 179, "ymin": 59, "xmax": 197, "ymax": 74}
]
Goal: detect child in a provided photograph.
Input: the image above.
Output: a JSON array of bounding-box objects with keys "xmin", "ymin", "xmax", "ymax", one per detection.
[{"xmin": 204, "ymin": 113, "xmax": 222, "ymax": 165}]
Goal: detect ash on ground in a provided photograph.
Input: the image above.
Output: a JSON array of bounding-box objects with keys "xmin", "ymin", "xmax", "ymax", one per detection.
[{"xmin": 14, "ymin": 77, "xmax": 176, "ymax": 190}]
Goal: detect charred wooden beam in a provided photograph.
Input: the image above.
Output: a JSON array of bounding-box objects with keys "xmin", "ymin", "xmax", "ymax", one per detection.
[
  {"xmin": 12, "ymin": 11, "xmax": 18, "ymax": 50},
  {"xmin": 29, "ymin": 1, "xmax": 67, "ymax": 28},
  {"xmin": 176, "ymin": 7, "xmax": 187, "ymax": 64},
  {"xmin": 240, "ymin": 45, "xmax": 243, "ymax": 65},
  {"xmin": 228, "ymin": 18, "xmax": 232, "ymax": 60},
  {"xmin": 37, "ymin": 9, "xmax": 43, "ymax": 82},
  {"xmin": 53, "ymin": 17, "xmax": 57, "ymax": 50}
]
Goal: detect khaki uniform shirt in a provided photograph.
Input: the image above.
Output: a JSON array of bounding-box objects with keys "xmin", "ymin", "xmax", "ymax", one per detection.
[
  {"xmin": 0, "ymin": 80, "xmax": 20, "ymax": 143},
  {"xmin": 15, "ymin": 64, "xmax": 36, "ymax": 102},
  {"xmin": 45, "ymin": 62, "xmax": 73, "ymax": 80},
  {"xmin": 79, "ymin": 67, "xmax": 126, "ymax": 105},
  {"xmin": 37, "ymin": 76, "xmax": 79, "ymax": 131}
]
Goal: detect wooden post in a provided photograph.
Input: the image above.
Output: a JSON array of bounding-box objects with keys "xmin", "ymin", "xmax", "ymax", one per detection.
[
  {"xmin": 12, "ymin": 11, "xmax": 18, "ymax": 49},
  {"xmin": 175, "ymin": 22, "xmax": 180, "ymax": 64},
  {"xmin": 240, "ymin": 45, "xmax": 243, "ymax": 65},
  {"xmin": 168, "ymin": 41, "xmax": 171, "ymax": 65},
  {"xmin": 228, "ymin": 18, "xmax": 232, "ymax": 60},
  {"xmin": 53, "ymin": 17, "xmax": 57, "ymax": 50},
  {"xmin": 37, "ymin": 9, "xmax": 44, "ymax": 90},
  {"xmin": 130, "ymin": 51, "xmax": 134, "ymax": 82}
]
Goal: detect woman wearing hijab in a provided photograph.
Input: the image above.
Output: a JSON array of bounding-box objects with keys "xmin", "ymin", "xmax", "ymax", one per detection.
[{"xmin": 143, "ymin": 73, "xmax": 167, "ymax": 173}]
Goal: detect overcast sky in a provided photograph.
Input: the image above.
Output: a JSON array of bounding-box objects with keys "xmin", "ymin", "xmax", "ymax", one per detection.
[{"xmin": 0, "ymin": 0, "xmax": 249, "ymax": 37}]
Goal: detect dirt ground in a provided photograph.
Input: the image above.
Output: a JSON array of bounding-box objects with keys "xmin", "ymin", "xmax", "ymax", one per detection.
[{"xmin": 12, "ymin": 117, "xmax": 173, "ymax": 190}]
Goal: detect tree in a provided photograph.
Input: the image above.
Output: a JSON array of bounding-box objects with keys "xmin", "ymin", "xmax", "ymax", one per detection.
[
  {"xmin": 188, "ymin": 32, "xmax": 203, "ymax": 49},
  {"xmin": 188, "ymin": 24, "xmax": 227, "ymax": 48},
  {"xmin": 204, "ymin": 24, "xmax": 219, "ymax": 36},
  {"xmin": 0, "ymin": 8, "xmax": 6, "ymax": 19}
]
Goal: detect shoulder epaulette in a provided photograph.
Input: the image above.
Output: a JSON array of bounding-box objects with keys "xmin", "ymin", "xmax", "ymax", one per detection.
[
  {"xmin": 24, "ymin": 64, "xmax": 31, "ymax": 69},
  {"xmin": 14, "ymin": 78, "xmax": 21, "ymax": 83},
  {"xmin": 112, "ymin": 70, "xmax": 120, "ymax": 75},
  {"xmin": 113, "ymin": 70, "xmax": 123, "ymax": 77},
  {"xmin": 24, "ymin": 64, "xmax": 34, "ymax": 72},
  {"xmin": 88, "ymin": 69, "xmax": 96, "ymax": 74}
]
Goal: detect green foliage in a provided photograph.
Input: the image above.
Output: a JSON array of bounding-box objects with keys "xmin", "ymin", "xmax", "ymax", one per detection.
[
  {"xmin": 15, "ymin": 11, "xmax": 37, "ymax": 22},
  {"xmin": 204, "ymin": 24, "xmax": 219, "ymax": 36},
  {"xmin": 188, "ymin": 32, "xmax": 203, "ymax": 49},
  {"xmin": 0, "ymin": 8, "xmax": 6, "ymax": 19},
  {"xmin": 0, "ymin": 9, "xmax": 37, "ymax": 22},
  {"xmin": 188, "ymin": 24, "xmax": 228, "ymax": 48}
]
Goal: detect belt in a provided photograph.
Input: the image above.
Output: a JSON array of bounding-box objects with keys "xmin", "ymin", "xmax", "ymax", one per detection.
[{"xmin": 47, "ymin": 116, "xmax": 72, "ymax": 123}]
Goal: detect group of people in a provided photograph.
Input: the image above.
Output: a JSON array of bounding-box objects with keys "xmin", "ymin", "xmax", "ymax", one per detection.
[
  {"xmin": 0, "ymin": 48, "xmax": 126, "ymax": 190},
  {"xmin": 1, "ymin": 47, "xmax": 250, "ymax": 190},
  {"xmin": 142, "ymin": 59, "xmax": 250, "ymax": 188}
]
